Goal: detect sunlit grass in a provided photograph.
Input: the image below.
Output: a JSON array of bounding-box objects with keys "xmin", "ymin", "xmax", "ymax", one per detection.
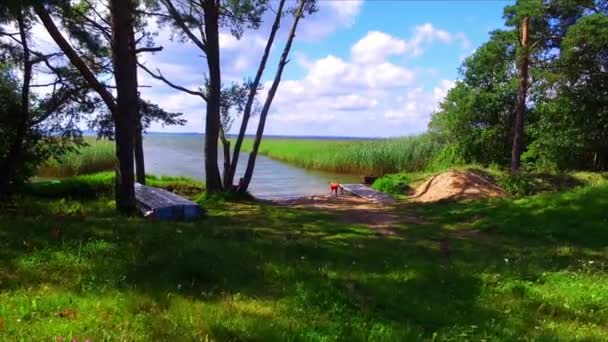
[
  {"xmin": 1, "ymin": 173, "xmax": 608, "ymax": 340},
  {"xmin": 241, "ymin": 134, "xmax": 445, "ymax": 175}
]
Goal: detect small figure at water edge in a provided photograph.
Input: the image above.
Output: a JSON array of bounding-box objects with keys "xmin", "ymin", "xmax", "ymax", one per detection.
[{"xmin": 330, "ymin": 182, "xmax": 339, "ymax": 197}]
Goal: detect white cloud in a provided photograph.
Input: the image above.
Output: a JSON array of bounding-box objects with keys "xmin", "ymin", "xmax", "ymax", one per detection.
[
  {"xmin": 252, "ymin": 28, "xmax": 458, "ymax": 137},
  {"xmin": 298, "ymin": 0, "xmax": 363, "ymax": 40},
  {"xmin": 351, "ymin": 31, "xmax": 407, "ymax": 64},
  {"xmin": 350, "ymin": 23, "xmax": 471, "ymax": 64},
  {"xmin": 327, "ymin": 0, "xmax": 364, "ymax": 27}
]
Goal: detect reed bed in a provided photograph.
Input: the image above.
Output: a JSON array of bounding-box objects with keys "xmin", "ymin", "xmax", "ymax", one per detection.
[
  {"xmin": 37, "ymin": 138, "xmax": 116, "ymax": 177},
  {"xmin": 241, "ymin": 134, "xmax": 443, "ymax": 175}
]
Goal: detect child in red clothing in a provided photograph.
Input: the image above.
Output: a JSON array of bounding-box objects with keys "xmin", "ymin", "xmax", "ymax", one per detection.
[{"xmin": 330, "ymin": 182, "xmax": 339, "ymax": 197}]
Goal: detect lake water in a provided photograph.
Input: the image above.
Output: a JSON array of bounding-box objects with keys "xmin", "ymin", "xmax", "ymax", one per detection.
[{"xmin": 143, "ymin": 133, "xmax": 360, "ymax": 199}]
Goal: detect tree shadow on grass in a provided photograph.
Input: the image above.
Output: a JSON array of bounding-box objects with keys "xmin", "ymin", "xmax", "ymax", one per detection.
[
  {"xmin": 2, "ymin": 185, "xmax": 608, "ymax": 340},
  {"xmin": 0, "ymin": 196, "xmax": 496, "ymax": 339}
]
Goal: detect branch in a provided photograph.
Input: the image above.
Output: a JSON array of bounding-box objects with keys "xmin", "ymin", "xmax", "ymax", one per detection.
[
  {"xmin": 138, "ymin": 61, "xmax": 207, "ymax": 100},
  {"xmin": 0, "ymin": 29, "xmax": 24, "ymax": 45},
  {"xmin": 30, "ymin": 52, "xmax": 62, "ymax": 65},
  {"xmin": 73, "ymin": 6, "xmax": 112, "ymax": 41},
  {"xmin": 34, "ymin": 4, "xmax": 116, "ymax": 111},
  {"xmin": 135, "ymin": 9, "xmax": 173, "ymax": 20},
  {"xmin": 83, "ymin": 0, "xmax": 112, "ymax": 28},
  {"xmin": 135, "ymin": 46, "xmax": 163, "ymax": 54},
  {"xmin": 31, "ymin": 86, "xmax": 87, "ymax": 126},
  {"xmin": 161, "ymin": 0, "xmax": 207, "ymax": 53}
]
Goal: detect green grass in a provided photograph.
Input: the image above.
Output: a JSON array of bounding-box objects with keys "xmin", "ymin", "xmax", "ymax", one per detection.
[
  {"xmin": 24, "ymin": 172, "xmax": 204, "ymax": 200},
  {"xmin": 1, "ymin": 173, "xmax": 608, "ymax": 340},
  {"xmin": 37, "ymin": 138, "xmax": 116, "ymax": 178},
  {"xmin": 241, "ymin": 134, "xmax": 445, "ymax": 175}
]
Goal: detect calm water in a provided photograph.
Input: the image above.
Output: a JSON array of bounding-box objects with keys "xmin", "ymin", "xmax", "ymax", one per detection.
[{"xmin": 143, "ymin": 133, "xmax": 359, "ymax": 199}]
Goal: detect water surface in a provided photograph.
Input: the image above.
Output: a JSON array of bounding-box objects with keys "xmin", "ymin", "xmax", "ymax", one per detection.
[{"xmin": 143, "ymin": 133, "xmax": 359, "ymax": 199}]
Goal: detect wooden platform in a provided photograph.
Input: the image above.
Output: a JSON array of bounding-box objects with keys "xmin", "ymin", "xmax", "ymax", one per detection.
[
  {"xmin": 134, "ymin": 182, "xmax": 203, "ymax": 220},
  {"xmin": 339, "ymin": 184, "xmax": 395, "ymax": 204}
]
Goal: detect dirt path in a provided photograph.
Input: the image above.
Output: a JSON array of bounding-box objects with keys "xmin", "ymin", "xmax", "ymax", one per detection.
[{"xmin": 274, "ymin": 195, "xmax": 422, "ymax": 236}]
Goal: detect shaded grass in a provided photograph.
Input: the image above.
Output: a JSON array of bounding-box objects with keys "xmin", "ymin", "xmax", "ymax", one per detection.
[
  {"xmin": 241, "ymin": 134, "xmax": 444, "ymax": 175},
  {"xmin": 1, "ymin": 173, "xmax": 608, "ymax": 340},
  {"xmin": 37, "ymin": 138, "xmax": 115, "ymax": 178}
]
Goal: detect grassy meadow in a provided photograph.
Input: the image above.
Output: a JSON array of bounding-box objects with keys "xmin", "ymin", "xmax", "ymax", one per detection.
[
  {"xmin": 1, "ymin": 172, "xmax": 608, "ymax": 340},
  {"xmin": 241, "ymin": 134, "xmax": 447, "ymax": 175}
]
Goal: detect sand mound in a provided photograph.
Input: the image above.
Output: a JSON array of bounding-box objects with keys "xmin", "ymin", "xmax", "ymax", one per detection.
[{"xmin": 409, "ymin": 171, "xmax": 505, "ymax": 203}]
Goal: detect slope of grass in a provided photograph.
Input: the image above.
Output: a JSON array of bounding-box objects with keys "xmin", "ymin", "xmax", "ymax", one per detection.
[
  {"xmin": 1, "ymin": 173, "xmax": 608, "ymax": 340},
  {"xmin": 37, "ymin": 138, "xmax": 116, "ymax": 178},
  {"xmin": 241, "ymin": 134, "xmax": 445, "ymax": 175}
]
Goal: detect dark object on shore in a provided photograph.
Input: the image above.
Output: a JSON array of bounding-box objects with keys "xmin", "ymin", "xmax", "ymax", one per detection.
[
  {"xmin": 134, "ymin": 182, "xmax": 204, "ymax": 220},
  {"xmin": 362, "ymin": 176, "xmax": 378, "ymax": 184}
]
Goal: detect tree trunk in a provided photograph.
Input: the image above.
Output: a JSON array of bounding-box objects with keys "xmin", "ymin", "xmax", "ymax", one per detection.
[
  {"xmin": 225, "ymin": 0, "xmax": 286, "ymax": 189},
  {"xmin": 134, "ymin": 123, "xmax": 146, "ymax": 184},
  {"xmin": 202, "ymin": 0, "xmax": 223, "ymax": 192},
  {"xmin": 0, "ymin": 13, "xmax": 31, "ymax": 196},
  {"xmin": 511, "ymin": 16, "xmax": 530, "ymax": 173},
  {"xmin": 219, "ymin": 127, "xmax": 231, "ymax": 189},
  {"xmin": 240, "ymin": 0, "xmax": 307, "ymax": 192},
  {"xmin": 110, "ymin": 0, "xmax": 139, "ymax": 214}
]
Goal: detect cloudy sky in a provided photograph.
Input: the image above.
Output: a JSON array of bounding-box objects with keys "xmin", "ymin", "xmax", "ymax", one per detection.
[{"xmin": 29, "ymin": 0, "xmax": 511, "ymax": 137}]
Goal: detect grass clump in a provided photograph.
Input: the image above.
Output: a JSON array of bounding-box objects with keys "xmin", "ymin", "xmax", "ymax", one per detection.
[
  {"xmin": 241, "ymin": 134, "xmax": 444, "ymax": 175},
  {"xmin": 37, "ymin": 138, "xmax": 115, "ymax": 177}
]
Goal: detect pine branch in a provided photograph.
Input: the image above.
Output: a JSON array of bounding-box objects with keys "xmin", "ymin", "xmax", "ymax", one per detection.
[
  {"xmin": 161, "ymin": 0, "xmax": 207, "ymax": 53},
  {"xmin": 34, "ymin": 4, "xmax": 116, "ymax": 111},
  {"xmin": 135, "ymin": 46, "xmax": 163, "ymax": 54},
  {"xmin": 137, "ymin": 61, "xmax": 207, "ymax": 100}
]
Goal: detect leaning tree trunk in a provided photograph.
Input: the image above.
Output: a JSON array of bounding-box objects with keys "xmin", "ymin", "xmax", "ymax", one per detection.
[
  {"xmin": 131, "ymin": 19, "xmax": 145, "ymax": 185},
  {"xmin": 225, "ymin": 0, "xmax": 286, "ymax": 189},
  {"xmin": 511, "ymin": 16, "xmax": 530, "ymax": 173},
  {"xmin": 219, "ymin": 126, "xmax": 231, "ymax": 189},
  {"xmin": 202, "ymin": 0, "xmax": 223, "ymax": 192},
  {"xmin": 0, "ymin": 13, "xmax": 32, "ymax": 196},
  {"xmin": 240, "ymin": 0, "xmax": 307, "ymax": 192},
  {"xmin": 110, "ymin": 0, "xmax": 139, "ymax": 214}
]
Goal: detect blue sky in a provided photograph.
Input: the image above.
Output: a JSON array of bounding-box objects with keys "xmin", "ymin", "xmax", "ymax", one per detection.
[{"xmin": 138, "ymin": 0, "xmax": 512, "ymax": 137}]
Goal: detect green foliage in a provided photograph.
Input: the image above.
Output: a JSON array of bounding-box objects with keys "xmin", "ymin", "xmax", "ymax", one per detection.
[
  {"xmin": 524, "ymin": 13, "xmax": 608, "ymax": 171},
  {"xmin": 371, "ymin": 172, "xmax": 430, "ymax": 195},
  {"xmin": 430, "ymin": 31, "xmax": 518, "ymax": 167},
  {"xmin": 0, "ymin": 65, "xmax": 55, "ymax": 192},
  {"xmin": 2, "ymin": 176, "xmax": 608, "ymax": 339},
  {"xmin": 430, "ymin": 3, "xmax": 608, "ymax": 172}
]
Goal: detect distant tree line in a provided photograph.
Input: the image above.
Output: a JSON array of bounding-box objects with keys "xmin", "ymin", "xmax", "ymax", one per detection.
[{"xmin": 430, "ymin": 0, "xmax": 608, "ymax": 172}]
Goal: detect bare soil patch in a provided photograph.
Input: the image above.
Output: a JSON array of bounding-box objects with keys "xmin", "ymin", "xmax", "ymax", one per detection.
[
  {"xmin": 275, "ymin": 195, "xmax": 421, "ymax": 236},
  {"xmin": 409, "ymin": 171, "xmax": 505, "ymax": 203}
]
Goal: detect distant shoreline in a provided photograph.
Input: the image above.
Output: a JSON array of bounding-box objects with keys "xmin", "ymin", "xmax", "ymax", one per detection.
[{"xmin": 82, "ymin": 130, "xmax": 381, "ymax": 140}]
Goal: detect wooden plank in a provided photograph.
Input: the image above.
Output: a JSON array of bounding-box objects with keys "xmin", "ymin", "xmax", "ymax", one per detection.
[
  {"xmin": 134, "ymin": 182, "xmax": 203, "ymax": 220},
  {"xmin": 339, "ymin": 184, "xmax": 395, "ymax": 204}
]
